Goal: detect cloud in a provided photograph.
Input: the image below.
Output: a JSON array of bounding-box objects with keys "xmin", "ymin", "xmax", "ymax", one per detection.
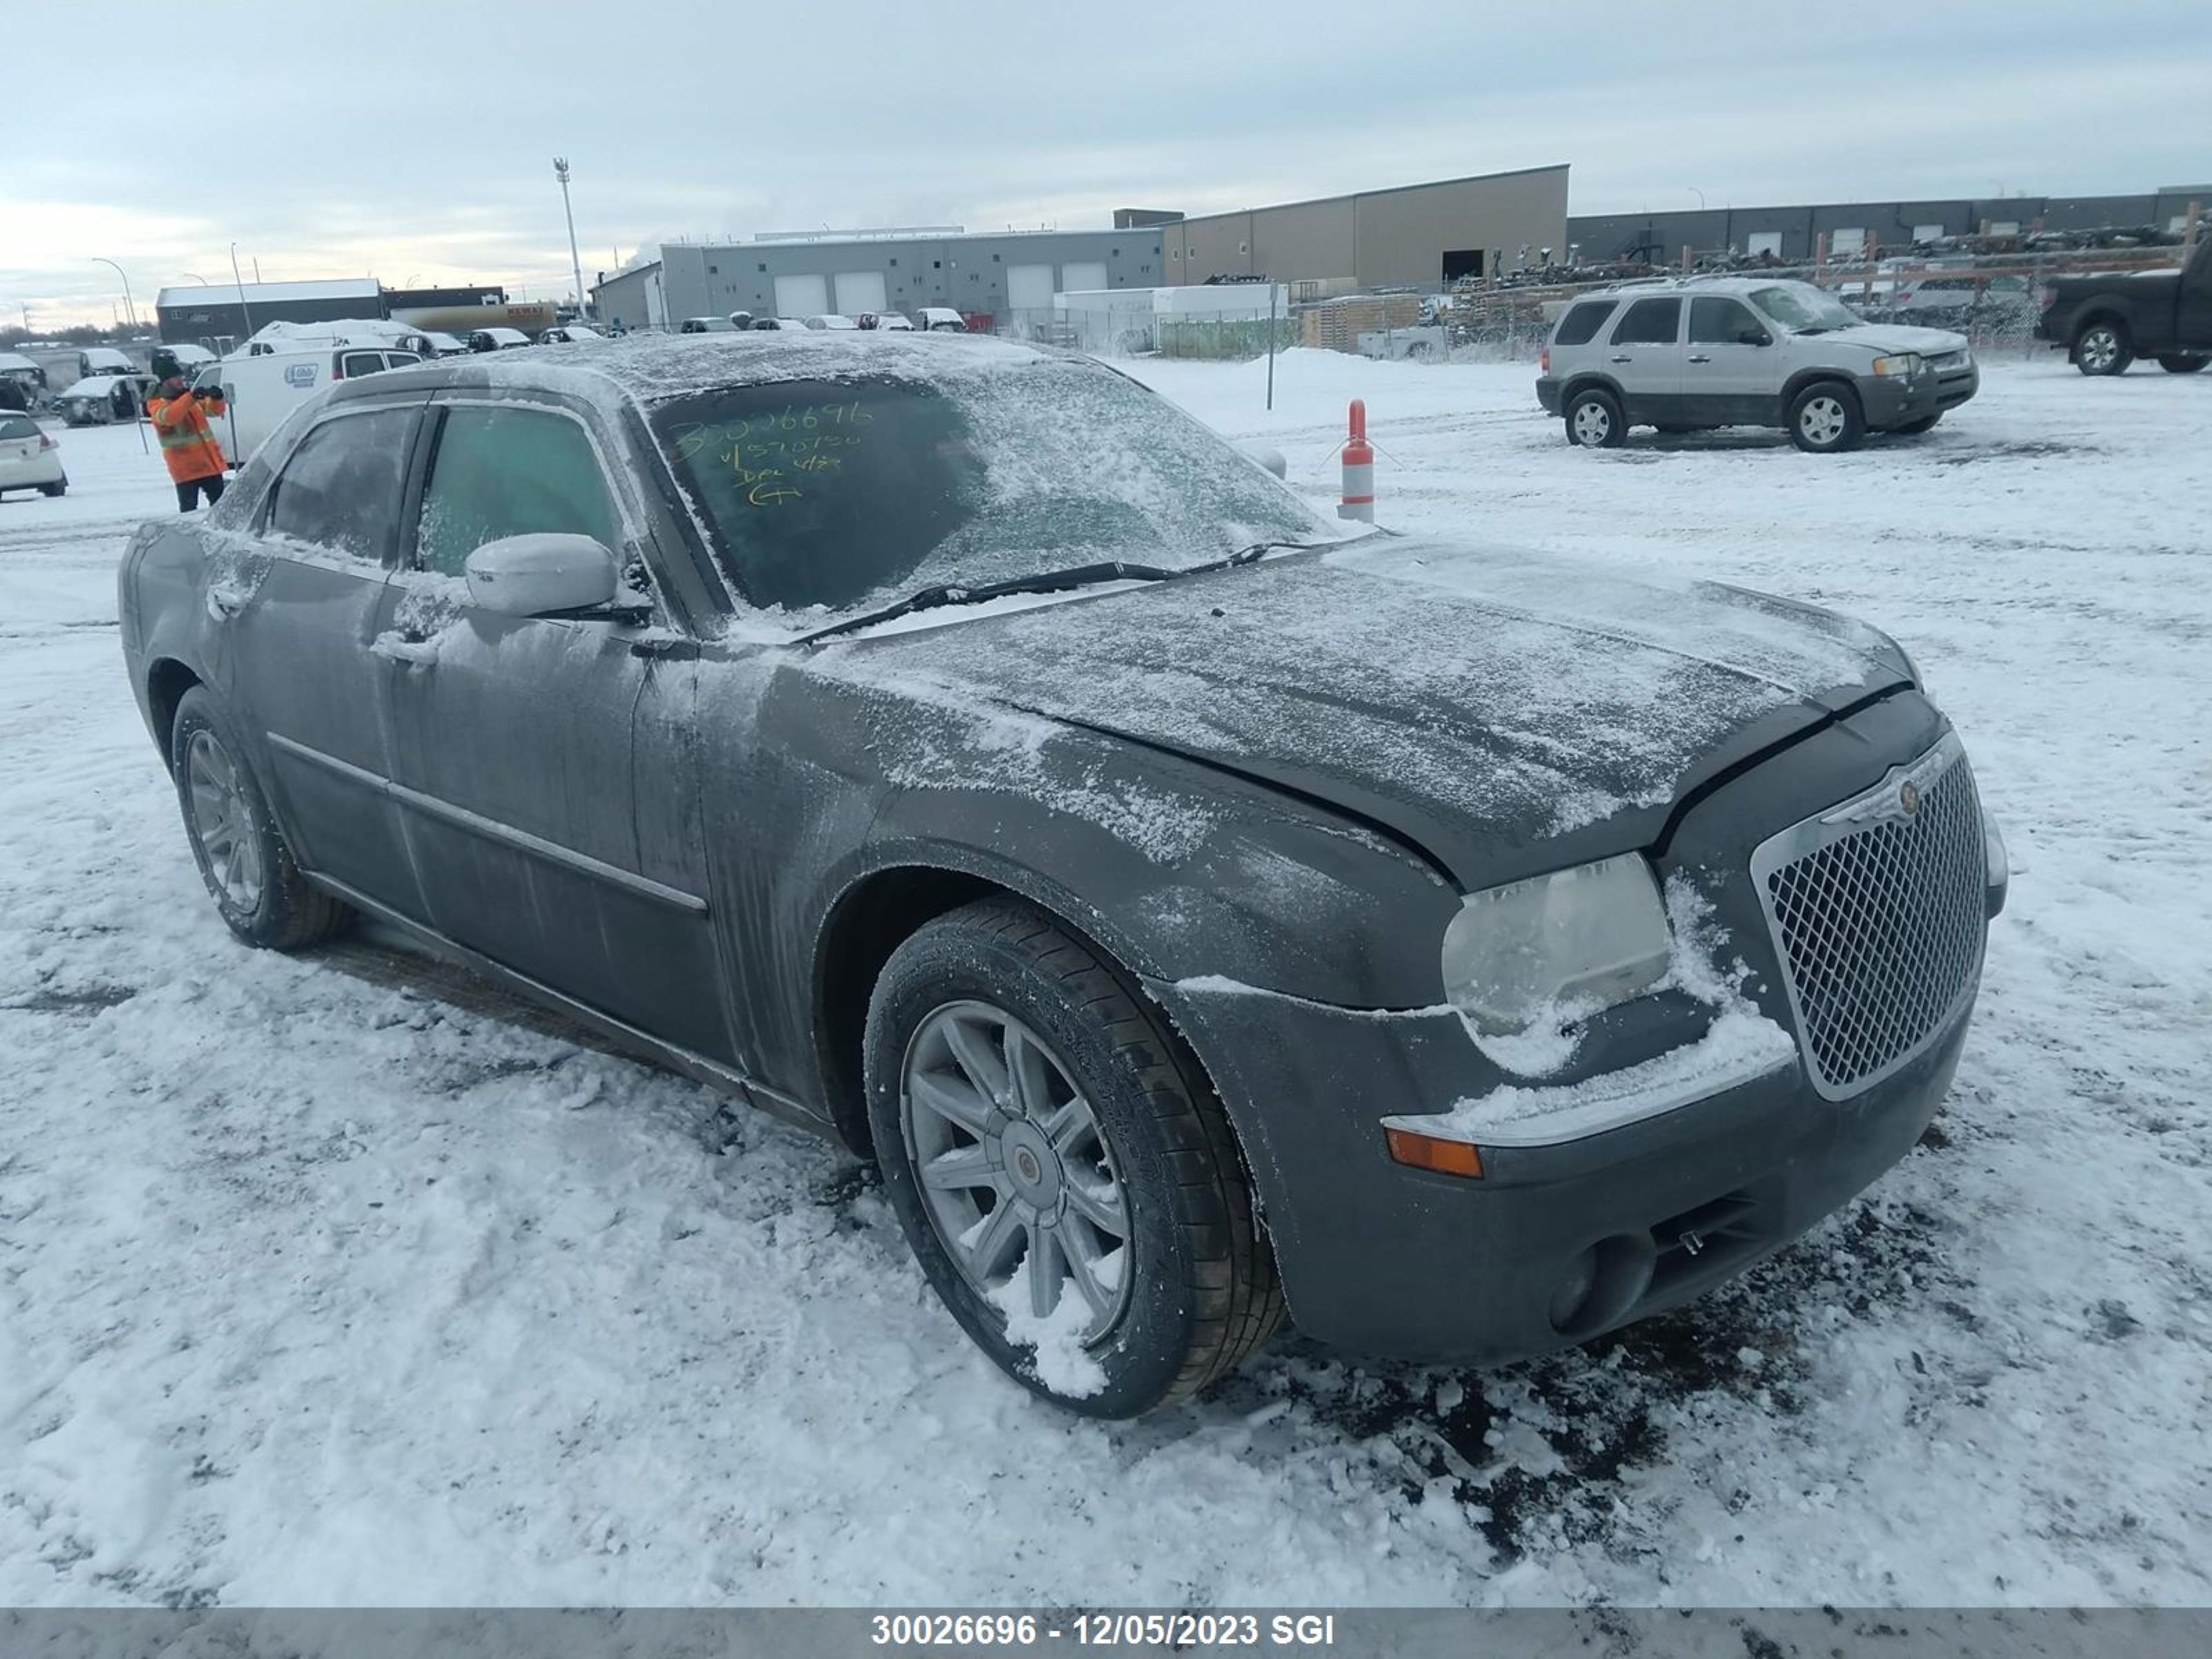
[{"xmin": 6, "ymin": 0, "xmax": 2206, "ymax": 326}]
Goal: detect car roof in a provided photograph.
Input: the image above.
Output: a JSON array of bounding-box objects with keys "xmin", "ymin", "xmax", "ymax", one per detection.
[
  {"xmin": 325, "ymin": 328, "xmax": 1054, "ymax": 416},
  {"xmin": 1573, "ymin": 274, "xmax": 1810, "ymax": 302}
]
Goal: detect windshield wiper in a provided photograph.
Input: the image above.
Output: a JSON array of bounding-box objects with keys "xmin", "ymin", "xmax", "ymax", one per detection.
[
  {"xmin": 798, "ymin": 559, "xmax": 1181, "ymax": 644},
  {"xmin": 797, "ymin": 542, "xmax": 1334, "ymax": 645}
]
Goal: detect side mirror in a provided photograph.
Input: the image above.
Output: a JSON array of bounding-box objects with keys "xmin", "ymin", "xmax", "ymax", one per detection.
[
  {"xmin": 1239, "ymin": 441, "xmax": 1289, "ymax": 479},
  {"xmin": 463, "ymin": 534, "xmax": 619, "ymax": 617},
  {"xmin": 1738, "ymin": 328, "xmax": 1773, "ymax": 347}
]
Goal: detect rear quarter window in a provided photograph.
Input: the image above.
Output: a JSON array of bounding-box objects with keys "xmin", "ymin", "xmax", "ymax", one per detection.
[
  {"xmin": 1553, "ymin": 301, "xmax": 1618, "ymax": 346},
  {"xmin": 1611, "ymin": 297, "xmax": 1683, "ymax": 346},
  {"xmin": 0, "ymin": 414, "xmax": 38, "ymax": 441}
]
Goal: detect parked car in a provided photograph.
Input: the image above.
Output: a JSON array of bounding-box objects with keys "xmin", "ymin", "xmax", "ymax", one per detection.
[
  {"xmin": 0, "ymin": 351, "xmax": 50, "ymax": 409},
  {"xmin": 78, "ymin": 345, "xmax": 138, "ymax": 379},
  {"xmin": 0, "ymin": 410, "xmax": 65, "ymax": 496},
  {"xmin": 1539, "ymin": 276, "xmax": 1979, "ymax": 453},
  {"xmin": 468, "ymin": 328, "xmax": 533, "ymax": 353},
  {"xmin": 538, "ymin": 325, "xmax": 606, "ymax": 344},
  {"xmin": 194, "ymin": 344, "xmax": 422, "ymax": 467},
  {"xmin": 55, "ymin": 371, "xmax": 156, "ymax": 425},
  {"xmin": 2036, "ymin": 234, "xmax": 2212, "ymax": 375},
  {"xmin": 680, "ymin": 317, "xmax": 738, "ymax": 334},
  {"xmin": 119, "ymin": 333, "xmax": 2007, "ymax": 1418},
  {"xmin": 400, "ymin": 330, "xmax": 471, "ymax": 358},
  {"xmin": 803, "ymin": 314, "xmax": 861, "ymax": 331},
  {"xmin": 727, "ymin": 312, "xmax": 753, "ymax": 330},
  {"xmin": 750, "ymin": 317, "xmax": 809, "ymax": 330},
  {"xmin": 918, "ymin": 307, "xmax": 968, "ymax": 332},
  {"xmin": 858, "ymin": 311, "xmax": 915, "ymax": 331}
]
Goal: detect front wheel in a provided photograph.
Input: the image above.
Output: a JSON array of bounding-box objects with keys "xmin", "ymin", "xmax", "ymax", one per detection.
[
  {"xmin": 865, "ymin": 899, "xmax": 1282, "ymax": 1417},
  {"xmin": 170, "ymin": 686, "xmax": 354, "ymax": 950},
  {"xmin": 2072, "ymin": 322, "xmax": 2133, "ymax": 375},
  {"xmin": 1788, "ymin": 382, "xmax": 1865, "ymax": 453},
  {"xmin": 2157, "ymin": 354, "xmax": 2208, "ymax": 374}
]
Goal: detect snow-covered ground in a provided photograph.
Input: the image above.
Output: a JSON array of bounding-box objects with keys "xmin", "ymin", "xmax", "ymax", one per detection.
[{"xmin": 3, "ymin": 355, "xmax": 2207, "ymax": 1607}]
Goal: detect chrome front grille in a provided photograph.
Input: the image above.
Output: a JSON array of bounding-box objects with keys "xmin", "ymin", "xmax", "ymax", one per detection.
[{"xmin": 1750, "ymin": 733, "xmax": 1986, "ymax": 1100}]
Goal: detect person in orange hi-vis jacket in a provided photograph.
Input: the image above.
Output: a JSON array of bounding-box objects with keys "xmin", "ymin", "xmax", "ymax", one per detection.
[{"xmin": 146, "ymin": 346, "xmax": 229, "ymax": 512}]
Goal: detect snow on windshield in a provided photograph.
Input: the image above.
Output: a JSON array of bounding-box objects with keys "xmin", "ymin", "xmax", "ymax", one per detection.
[
  {"xmin": 1748, "ymin": 284, "xmax": 1862, "ymax": 332},
  {"xmin": 646, "ymin": 348, "xmax": 1339, "ymax": 617}
]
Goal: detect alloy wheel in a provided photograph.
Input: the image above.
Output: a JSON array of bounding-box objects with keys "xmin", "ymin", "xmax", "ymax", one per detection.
[
  {"xmin": 901, "ymin": 1000, "xmax": 1134, "ymax": 1340},
  {"xmin": 1799, "ymin": 395, "xmax": 1848, "ymax": 448},
  {"xmin": 1571, "ymin": 401, "xmax": 1612, "ymax": 444},
  {"xmin": 186, "ymin": 729, "xmax": 266, "ymax": 913},
  {"xmin": 2079, "ymin": 328, "xmax": 2119, "ymax": 372}
]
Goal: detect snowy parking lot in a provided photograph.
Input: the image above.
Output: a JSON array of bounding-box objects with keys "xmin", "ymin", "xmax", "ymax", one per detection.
[{"xmin": 3, "ymin": 353, "xmax": 2208, "ymax": 1606}]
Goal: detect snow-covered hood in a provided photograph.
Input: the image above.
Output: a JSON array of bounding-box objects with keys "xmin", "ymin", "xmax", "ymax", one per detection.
[
  {"xmin": 823, "ymin": 538, "xmax": 1913, "ymax": 881},
  {"xmin": 1809, "ymin": 322, "xmax": 1971, "ymax": 357}
]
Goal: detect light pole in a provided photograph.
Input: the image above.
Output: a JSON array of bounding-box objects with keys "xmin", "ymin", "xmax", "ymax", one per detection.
[
  {"xmin": 182, "ymin": 272, "xmax": 209, "ymax": 285},
  {"xmin": 554, "ymin": 157, "xmax": 588, "ymax": 319},
  {"xmin": 91, "ymin": 256, "xmax": 138, "ymax": 329},
  {"xmin": 1688, "ymin": 187, "xmax": 1707, "ymax": 210}
]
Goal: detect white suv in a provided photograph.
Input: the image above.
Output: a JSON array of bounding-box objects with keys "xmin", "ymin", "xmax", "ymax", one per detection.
[{"xmin": 1537, "ymin": 276, "xmax": 1979, "ymax": 453}]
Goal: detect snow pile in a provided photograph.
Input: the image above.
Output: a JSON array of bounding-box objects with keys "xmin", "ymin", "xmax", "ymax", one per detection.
[
  {"xmin": 234, "ymin": 318, "xmax": 423, "ymax": 355},
  {"xmin": 986, "ymin": 1260, "xmax": 1107, "ymax": 1400}
]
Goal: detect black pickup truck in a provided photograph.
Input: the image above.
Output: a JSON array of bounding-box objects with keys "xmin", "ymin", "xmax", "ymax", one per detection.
[{"xmin": 2037, "ymin": 236, "xmax": 2212, "ymax": 375}]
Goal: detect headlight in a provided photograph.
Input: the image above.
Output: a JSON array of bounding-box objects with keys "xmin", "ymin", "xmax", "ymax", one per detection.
[
  {"xmin": 1871, "ymin": 353, "xmax": 1923, "ymax": 377},
  {"xmin": 1441, "ymin": 853, "xmax": 1673, "ymax": 1035}
]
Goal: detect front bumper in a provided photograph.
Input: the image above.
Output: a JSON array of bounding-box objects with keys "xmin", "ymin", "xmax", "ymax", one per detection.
[
  {"xmin": 1156, "ymin": 979, "xmax": 1969, "ymax": 1362},
  {"xmin": 1153, "ymin": 691, "xmax": 1996, "ymax": 1365}
]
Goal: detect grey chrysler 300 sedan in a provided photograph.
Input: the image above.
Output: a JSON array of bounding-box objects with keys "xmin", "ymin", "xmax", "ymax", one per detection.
[{"xmin": 119, "ymin": 333, "xmax": 2007, "ymax": 1416}]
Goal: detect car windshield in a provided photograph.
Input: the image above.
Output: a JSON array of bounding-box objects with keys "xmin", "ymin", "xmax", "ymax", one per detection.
[
  {"xmin": 1747, "ymin": 283, "xmax": 1863, "ymax": 334},
  {"xmin": 650, "ymin": 356, "xmax": 1335, "ymax": 617}
]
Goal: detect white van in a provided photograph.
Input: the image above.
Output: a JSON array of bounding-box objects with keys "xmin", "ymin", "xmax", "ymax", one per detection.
[{"xmin": 196, "ymin": 342, "xmax": 421, "ymax": 466}]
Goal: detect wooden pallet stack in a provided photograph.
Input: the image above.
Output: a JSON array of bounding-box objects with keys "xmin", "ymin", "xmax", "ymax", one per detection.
[{"xmin": 1298, "ymin": 293, "xmax": 1425, "ymax": 352}]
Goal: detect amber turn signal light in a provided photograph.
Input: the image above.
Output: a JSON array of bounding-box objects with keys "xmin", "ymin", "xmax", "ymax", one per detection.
[{"xmin": 1384, "ymin": 1126, "xmax": 1483, "ymax": 1179}]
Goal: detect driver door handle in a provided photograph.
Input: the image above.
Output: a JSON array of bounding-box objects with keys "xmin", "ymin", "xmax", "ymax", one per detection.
[
  {"xmin": 370, "ymin": 630, "xmax": 439, "ymax": 666},
  {"xmin": 1687, "ymin": 354, "xmax": 1712, "ymax": 364},
  {"xmin": 1609, "ymin": 354, "xmax": 1632, "ymax": 363}
]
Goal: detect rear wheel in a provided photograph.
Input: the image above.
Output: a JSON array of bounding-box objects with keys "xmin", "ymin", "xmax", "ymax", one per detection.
[
  {"xmin": 40, "ymin": 478, "xmax": 67, "ymax": 496},
  {"xmin": 2072, "ymin": 322, "xmax": 2133, "ymax": 375},
  {"xmin": 2157, "ymin": 354, "xmax": 2208, "ymax": 374},
  {"xmin": 1788, "ymin": 382, "xmax": 1865, "ymax": 453},
  {"xmin": 170, "ymin": 686, "xmax": 354, "ymax": 950},
  {"xmin": 865, "ymin": 899, "xmax": 1282, "ymax": 1417},
  {"xmin": 1564, "ymin": 386, "xmax": 1625, "ymax": 449}
]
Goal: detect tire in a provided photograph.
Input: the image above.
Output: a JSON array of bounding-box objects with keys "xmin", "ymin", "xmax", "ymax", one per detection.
[
  {"xmin": 2157, "ymin": 354, "xmax": 2209, "ymax": 374},
  {"xmin": 865, "ymin": 898, "xmax": 1282, "ymax": 1417},
  {"xmin": 1787, "ymin": 382, "xmax": 1865, "ymax": 453},
  {"xmin": 1893, "ymin": 414, "xmax": 1942, "ymax": 435},
  {"xmin": 2072, "ymin": 321, "xmax": 2133, "ymax": 376},
  {"xmin": 170, "ymin": 686, "xmax": 354, "ymax": 950},
  {"xmin": 1564, "ymin": 386, "xmax": 1625, "ymax": 449},
  {"xmin": 39, "ymin": 478, "xmax": 66, "ymax": 497}
]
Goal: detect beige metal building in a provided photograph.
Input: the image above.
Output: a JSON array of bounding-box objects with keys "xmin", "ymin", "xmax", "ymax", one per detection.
[{"xmin": 1163, "ymin": 165, "xmax": 1571, "ymax": 289}]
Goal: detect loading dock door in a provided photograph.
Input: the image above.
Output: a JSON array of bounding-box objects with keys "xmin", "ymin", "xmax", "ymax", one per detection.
[
  {"xmin": 1006, "ymin": 263, "xmax": 1056, "ymax": 316},
  {"xmin": 1059, "ymin": 261, "xmax": 1108, "ymax": 295},
  {"xmin": 833, "ymin": 271, "xmax": 888, "ymax": 317},
  {"xmin": 772, "ymin": 274, "xmax": 831, "ymax": 318}
]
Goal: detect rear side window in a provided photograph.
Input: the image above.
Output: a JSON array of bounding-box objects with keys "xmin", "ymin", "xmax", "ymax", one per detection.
[
  {"xmin": 0, "ymin": 414, "xmax": 37, "ymax": 441},
  {"xmin": 265, "ymin": 408, "xmax": 417, "ymax": 564},
  {"xmin": 1611, "ymin": 298, "xmax": 1682, "ymax": 346},
  {"xmin": 340, "ymin": 352, "xmax": 386, "ymax": 379},
  {"xmin": 1553, "ymin": 301, "xmax": 1618, "ymax": 346},
  {"xmin": 415, "ymin": 406, "xmax": 621, "ymax": 580},
  {"xmin": 1687, "ymin": 297, "xmax": 1762, "ymax": 344}
]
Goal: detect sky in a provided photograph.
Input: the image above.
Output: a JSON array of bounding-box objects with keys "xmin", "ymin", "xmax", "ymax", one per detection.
[{"xmin": 8, "ymin": 0, "xmax": 2208, "ymax": 328}]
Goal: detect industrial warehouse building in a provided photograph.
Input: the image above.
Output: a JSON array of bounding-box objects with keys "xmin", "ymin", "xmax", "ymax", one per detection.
[
  {"xmin": 154, "ymin": 279, "xmax": 513, "ymax": 348},
  {"xmin": 1566, "ymin": 185, "xmax": 2211, "ymax": 267},
  {"xmin": 590, "ymin": 165, "xmax": 1573, "ymax": 331}
]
